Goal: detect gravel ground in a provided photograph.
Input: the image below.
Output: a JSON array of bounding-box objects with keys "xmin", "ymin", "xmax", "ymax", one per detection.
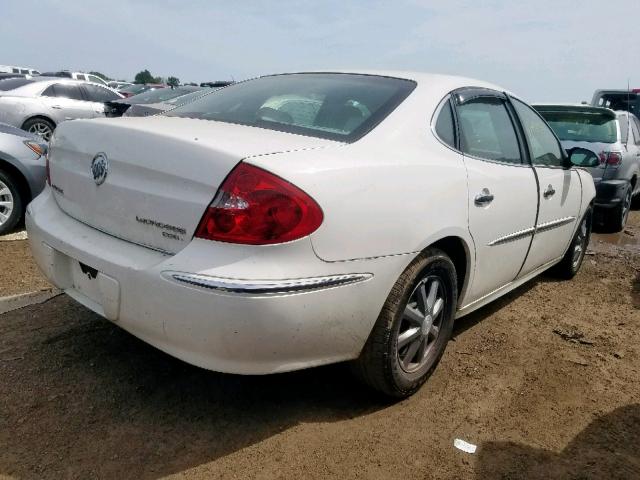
[{"xmin": 0, "ymin": 213, "xmax": 638, "ymax": 479}]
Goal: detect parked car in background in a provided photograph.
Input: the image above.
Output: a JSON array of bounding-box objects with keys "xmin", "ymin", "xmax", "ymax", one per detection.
[
  {"xmin": 0, "ymin": 65, "xmax": 40, "ymax": 76},
  {"xmin": 108, "ymin": 81, "xmax": 133, "ymax": 90},
  {"xmin": 0, "ymin": 72, "xmax": 30, "ymax": 81},
  {"xmin": 40, "ymin": 71, "xmax": 109, "ymax": 87},
  {"xmin": 118, "ymin": 83, "xmax": 166, "ymax": 98},
  {"xmin": 28, "ymin": 71, "xmax": 597, "ymax": 398},
  {"xmin": 104, "ymin": 86, "xmax": 206, "ymax": 117},
  {"xmin": 0, "ymin": 78, "xmax": 123, "ymax": 141},
  {"xmin": 592, "ymin": 89, "xmax": 640, "ymax": 118},
  {"xmin": 534, "ymin": 104, "xmax": 640, "ymax": 232},
  {"xmin": 200, "ymin": 81, "xmax": 234, "ymax": 88},
  {"xmin": 0, "ymin": 123, "xmax": 47, "ymax": 234}
]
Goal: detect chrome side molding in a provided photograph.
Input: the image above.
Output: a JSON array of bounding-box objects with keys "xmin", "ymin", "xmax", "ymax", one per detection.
[
  {"xmin": 488, "ymin": 216, "xmax": 576, "ymax": 246},
  {"xmin": 164, "ymin": 272, "xmax": 373, "ymax": 295}
]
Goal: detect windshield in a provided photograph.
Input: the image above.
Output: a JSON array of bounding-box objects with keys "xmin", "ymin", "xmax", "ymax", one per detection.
[
  {"xmin": 0, "ymin": 78, "xmax": 34, "ymax": 91},
  {"xmin": 165, "ymin": 73, "xmax": 416, "ymax": 142},
  {"xmin": 538, "ymin": 110, "xmax": 618, "ymax": 143},
  {"xmin": 125, "ymin": 86, "xmax": 202, "ymax": 105}
]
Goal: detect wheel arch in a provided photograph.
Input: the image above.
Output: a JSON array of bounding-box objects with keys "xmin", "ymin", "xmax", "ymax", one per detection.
[
  {"xmin": 20, "ymin": 115, "xmax": 56, "ymax": 131},
  {"xmin": 423, "ymin": 235, "xmax": 472, "ymax": 307},
  {"xmin": 0, "ymin": 156, "xmax": 32, "ymax": 205}
]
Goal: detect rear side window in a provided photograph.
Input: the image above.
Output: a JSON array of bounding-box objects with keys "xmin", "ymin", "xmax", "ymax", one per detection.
[
  {"xmin": 539, "ymin": 110, "xmax": 618, "ymax": 144},
  {"xmin": 456, "ymin": 97, "xmax": 521, "ymax": 164},
  {"xmin": 41, "ymin": 84, "xmax": 84, "ymax": 101},
  {"xmin": 83, "ymin": 84, "xmax": 120, "ymax": 102},
  {"xmin": 165, "ymin": 73, "xmax": 416, "ymax": 142},
  {"xmin": 511, "ymin": 98, "xmax": 563, "ymax": 167},
  {"xmin": 434, "ymin": 99, "xmax": 456, "ymax": 148},
  {"xmin": 630, "ymin": 117, "xmax": 640, "ymax": 145}
]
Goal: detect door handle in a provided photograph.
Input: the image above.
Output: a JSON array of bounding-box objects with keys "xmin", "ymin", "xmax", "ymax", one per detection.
[
  {"xmin": 474, "ymin": 188, "xmax": 494, "ymax": 206},
  {"xmin": 543, "ymin": 185, "xmax": 556, "ymax": 198},
  {"xmin": 51, "ymin": 105, "xmax": 62, "ymax": 109}
]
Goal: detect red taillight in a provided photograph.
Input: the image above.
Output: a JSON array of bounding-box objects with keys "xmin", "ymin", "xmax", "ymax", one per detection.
[
  {"xmin": 598, "ymin": 151, "xmax": 622, "ymax": 168},
  {"xmin": 606, "ymin": 151, "xmax": 622, "ymax": 167},
  {"xmin": 195, "ymin": 163, "xmax": 323, "ymax": 245}
]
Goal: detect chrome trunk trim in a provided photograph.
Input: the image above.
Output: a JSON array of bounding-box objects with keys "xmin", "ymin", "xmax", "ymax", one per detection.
[{"xmin": 164, "ymin": 272, "xmax": 373, "ymax": 295}]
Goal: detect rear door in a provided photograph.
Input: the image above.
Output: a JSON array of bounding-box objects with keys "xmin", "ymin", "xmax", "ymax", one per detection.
[
  {"xmin": 40, "ymin": 83, "xmax": 95, "ymax": 122},
  {"xmin": 510, "ymin": 97, "xmax": 582, "ymax": 275},
  {"xmin": 453, "ymin": 89, "xmax": 538, "ymax": 303}
]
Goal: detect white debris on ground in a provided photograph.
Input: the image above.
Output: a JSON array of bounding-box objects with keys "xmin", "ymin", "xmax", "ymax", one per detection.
[
  {"xmin": 454, "ymin": 438, "xmax": 477, "ymax": 454},
  {"xmin": 0, "ymin": 230, "xmax": 28, "ymax": 242}
]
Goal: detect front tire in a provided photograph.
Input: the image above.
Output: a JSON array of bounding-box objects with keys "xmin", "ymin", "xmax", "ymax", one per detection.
[
  {"xmin": 550, "ymin": 207, "xmax": 592, "ymax": 280},
  {"xmin": 353, "ymin": 248, "xmax": 457, "ymax": 398},
  {"xmin": 0, "ymin": 171, "xmax": 23, "ymax": 235}
]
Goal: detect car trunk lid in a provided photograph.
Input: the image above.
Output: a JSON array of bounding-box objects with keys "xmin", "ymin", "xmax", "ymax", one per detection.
[{"xmin": 48, "ymin": 116, "xmax": 338, "ymax": 254}]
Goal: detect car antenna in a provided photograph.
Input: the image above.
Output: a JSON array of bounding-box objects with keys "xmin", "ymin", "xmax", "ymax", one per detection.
[{"xmin": 626, "ymin": 79, "xmax": 631, "ymax": 149}]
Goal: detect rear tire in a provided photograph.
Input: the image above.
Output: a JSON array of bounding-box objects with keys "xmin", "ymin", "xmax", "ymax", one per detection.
[
  {"xmin": 0, "ymin": 171, "xmax": 23, "ymax": 235},
  {"xmin": 353, "ymin": 248, "xmax": 457, "ymax": 398},
  {"xmin": 602, "ymin": 184, "xmax": 631, "ymax": 233},
  {"xmin": 550, "ymin": 207, "xmax": 592, "ymax": 280},
  {"xmin": 22, "ymin": 117, "xmax": 55, "ymax": 142}
]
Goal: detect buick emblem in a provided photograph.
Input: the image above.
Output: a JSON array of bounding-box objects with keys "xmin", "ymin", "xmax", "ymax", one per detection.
[{"xmin": 91, "ymin": 153, "xmax": 109, "ymax": 186}]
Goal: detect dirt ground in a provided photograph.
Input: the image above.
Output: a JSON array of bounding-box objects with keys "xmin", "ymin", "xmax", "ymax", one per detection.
[
  {"xmin": 0, "ymin": 236, "xmax": 51, "ymax": 297},
  {"xmin": 0, "ymin": 214, "xmax": 638, "ymax": 479}
]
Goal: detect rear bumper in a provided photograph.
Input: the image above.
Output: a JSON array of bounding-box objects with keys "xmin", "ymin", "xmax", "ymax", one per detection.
[
  {"xmin": 26, "ymin": 187, "xmax": 409, "ymax": 374},
  {"xmin": 594, "ymin": 179, "xmax": 627, "ymax": 208}
]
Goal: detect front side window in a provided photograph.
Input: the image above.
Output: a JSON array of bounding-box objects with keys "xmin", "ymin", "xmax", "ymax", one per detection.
[
  {"xmin": 76, "ymin": 74, "xmax": 87, "ymax": 81},
  {"xmin": 512, "ymin": 98, "xmax": 563, "ymax": 167},
  {"xmin": 456, "ymin": 97, "xmax": 521, "ymax": 164},
  {"xmin": 434, "ymin": 98, "xmax": 456, "ymax": 149},
  {"xmin": 165, "ymin": 73, "xmax": 416, "ymax": 142}
]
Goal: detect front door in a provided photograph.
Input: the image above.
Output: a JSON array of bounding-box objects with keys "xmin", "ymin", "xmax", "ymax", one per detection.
[
  {"xmin": 454, "ymin": 90, "xmax": 538, "ymax": 303},
  {"xmin": 510, "ymin": 97, "xmax": 582, "ymax": 275}
]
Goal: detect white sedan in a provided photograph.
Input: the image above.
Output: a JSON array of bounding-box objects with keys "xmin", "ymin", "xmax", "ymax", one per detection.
[{"xmin": 26, "ymin": 71, "xmax": 597, "ymax": 397}]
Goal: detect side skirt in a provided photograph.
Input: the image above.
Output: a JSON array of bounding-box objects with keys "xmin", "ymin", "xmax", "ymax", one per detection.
[{"xmin": 455, "ymin": 256, "xmax": 562, "ymax": 319}]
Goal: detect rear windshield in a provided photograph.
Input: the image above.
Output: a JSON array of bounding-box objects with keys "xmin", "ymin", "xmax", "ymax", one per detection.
[
  {"xmin": 126, "ymin": 86, "xmax": 202, "ymax": 105},
  {"xmin": 538, "ymin": 111, "xmax": 618, "ymax": 143},
  {"xmin": 0, "ymin": 78, "xmax": 34, "ymax": 91},
  {"xmin": 165, "ymin": 73, "xmax": 416, "ymax": 142}
]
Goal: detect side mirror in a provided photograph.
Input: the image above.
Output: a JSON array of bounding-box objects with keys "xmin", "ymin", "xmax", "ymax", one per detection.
[{"xmin": 565, "ymin": 147, "xmax": 600, "ymax": 168}]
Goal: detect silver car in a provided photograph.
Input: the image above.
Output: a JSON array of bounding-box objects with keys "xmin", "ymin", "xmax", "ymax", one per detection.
[
  {"xmin": 534, "ymin": 104, "xmax": 640, "ymax": 232},
  {"xmin": 0, "ymin": 77, "xmax": 123, "ymax": 141},
  {"xmin": 0, "ymin": 122, "xmax": 48, "ymax": 234}
]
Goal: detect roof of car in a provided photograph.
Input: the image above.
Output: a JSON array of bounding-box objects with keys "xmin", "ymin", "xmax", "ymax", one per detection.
[{"xmin": 257, "ymin": 70, "xmax": 511, "ymax": 101}]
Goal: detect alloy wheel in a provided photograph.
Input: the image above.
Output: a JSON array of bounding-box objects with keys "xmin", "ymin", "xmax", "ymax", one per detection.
[
  {"xmin": 396, "ymin": 276, "xmax": 445, "ymax": 373},
  {"xmin": 27, "ymin": 122, "xmax": 53, "ymax": 142},
  {"xmin": 572, "ymin": 216, "xmax": 588, "ymax": 269},
  {"xmin": 0, "ymin": 179, "xmax": 14, "ymax": 227}
]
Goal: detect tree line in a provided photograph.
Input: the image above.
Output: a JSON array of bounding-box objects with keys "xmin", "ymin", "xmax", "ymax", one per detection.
[{"xmin": 88, "ymin": 69, "xmax": 180, "ymax": 87}]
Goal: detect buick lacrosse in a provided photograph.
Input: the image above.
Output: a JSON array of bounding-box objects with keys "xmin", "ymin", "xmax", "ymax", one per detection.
[{"xmin": 27, "ymin": 71, "xmax": 597, "ymax": 397}]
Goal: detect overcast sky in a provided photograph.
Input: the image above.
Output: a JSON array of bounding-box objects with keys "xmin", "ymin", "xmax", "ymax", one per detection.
[{"xmin": 3, "ymin": 0, "xmax": 639, "ymax": 102}]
